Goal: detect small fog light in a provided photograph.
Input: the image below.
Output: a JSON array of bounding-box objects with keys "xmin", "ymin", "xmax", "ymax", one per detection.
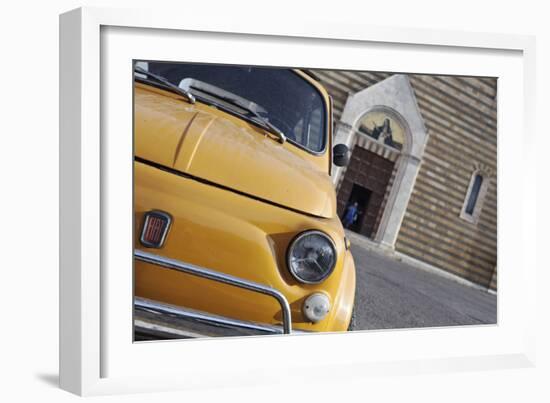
[{"xmin": 302, "ymin": 293, "xmax": 331, "ymax": 323}]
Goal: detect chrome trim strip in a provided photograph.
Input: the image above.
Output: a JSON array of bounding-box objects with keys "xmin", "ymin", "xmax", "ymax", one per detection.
[
  {"xmin": 135, "ymin": 297, "xmax": 289, "ymax": 337},
  {"xmin": 134, "ymin": 249, "xmax": 292, "ymax": 334}
]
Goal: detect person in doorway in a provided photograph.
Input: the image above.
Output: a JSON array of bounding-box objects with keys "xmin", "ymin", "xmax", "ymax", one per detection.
[{"xmin": 342, "ymin": 201, "xmax": 359, "ymax": 229}]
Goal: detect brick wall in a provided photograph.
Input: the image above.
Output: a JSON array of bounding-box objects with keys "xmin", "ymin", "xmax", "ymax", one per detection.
[{"xmin": 314, "ymin": 69, "xmax": 497, "ymax": 290}]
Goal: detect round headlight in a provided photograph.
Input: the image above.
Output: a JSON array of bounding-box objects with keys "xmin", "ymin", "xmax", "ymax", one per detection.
[{"xmin": 287, "ymin": 230, "xmax": 337, "ymax": 284}]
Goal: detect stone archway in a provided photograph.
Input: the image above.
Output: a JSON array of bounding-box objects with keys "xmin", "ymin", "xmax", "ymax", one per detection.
[{"xmin": 332, "ymin": 75, "xmax": 428, "ymax": 249}]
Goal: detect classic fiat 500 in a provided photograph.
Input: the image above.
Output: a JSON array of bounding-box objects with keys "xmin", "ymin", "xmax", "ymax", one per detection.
[{"xmin": 134, "ymin": 62, "xmax": 356, "ymax": 337}]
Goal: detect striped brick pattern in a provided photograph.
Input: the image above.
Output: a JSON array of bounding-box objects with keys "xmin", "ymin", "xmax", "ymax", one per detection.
[{"xmin": 315, "ymin": 69, "xmax": 497, "ymax": 290}]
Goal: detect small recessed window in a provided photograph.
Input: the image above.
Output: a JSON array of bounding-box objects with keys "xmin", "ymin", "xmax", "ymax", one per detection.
[
  {"xmin": 460, "ymin": 170, "xmax": 489, "ymax": 224},
  {"xmin": 465, "ymin": 174, "xmax": 483, "ymax": 215}
]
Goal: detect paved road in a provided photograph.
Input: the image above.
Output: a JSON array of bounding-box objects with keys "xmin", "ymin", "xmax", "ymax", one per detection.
[{"xmin": 350, "ymin": 241, "xmax": 497, "ymax": 331}]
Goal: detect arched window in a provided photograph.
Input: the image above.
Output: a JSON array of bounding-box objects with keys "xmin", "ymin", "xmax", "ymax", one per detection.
[{"xmin": 460, "ymin": 170, "xmax": 489, "ymax": 224}]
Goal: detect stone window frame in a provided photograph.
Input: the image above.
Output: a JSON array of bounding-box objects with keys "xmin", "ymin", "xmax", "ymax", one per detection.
[{"xmin": 460, "ymin": 167, "xmax": 490, "ymax": 225}]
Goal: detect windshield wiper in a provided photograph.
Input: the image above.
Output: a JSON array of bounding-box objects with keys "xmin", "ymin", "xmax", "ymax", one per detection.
[
  {"xmin": 134, "ymin": 66, "xmax": 195, "ymax": 104},
  {"xmin": 179, "ymin": 78, "xmax": 286, "ymax": 144}
]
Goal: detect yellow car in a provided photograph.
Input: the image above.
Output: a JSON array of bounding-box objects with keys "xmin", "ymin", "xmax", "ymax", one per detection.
[{"xmin": 133, "ymin": 62, "xmax": 356, "ymax": 338}]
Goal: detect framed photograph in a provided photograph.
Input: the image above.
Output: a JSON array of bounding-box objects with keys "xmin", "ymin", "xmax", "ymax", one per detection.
[{"xmin": 59, "ymin": 6, "xmax": 536, "ymax": 396}]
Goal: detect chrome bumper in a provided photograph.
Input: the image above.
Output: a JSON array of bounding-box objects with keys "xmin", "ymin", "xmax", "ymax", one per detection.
[
  {"xmin": 134, "ymin": 249, "xmax": 294, "ymax": 338},
  {"xmin": 135, "ymin": 297, "xmax": 302, "ymax": 339}
]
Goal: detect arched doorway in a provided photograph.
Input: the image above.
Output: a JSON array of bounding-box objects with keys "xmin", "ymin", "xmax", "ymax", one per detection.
[
  {"xmin": 337, "ymin": 109, "xmax": 405, "ymax": 238},
  {"xmin": 332, "ymin": 75, "xmax": 428, "ymax": 249}
]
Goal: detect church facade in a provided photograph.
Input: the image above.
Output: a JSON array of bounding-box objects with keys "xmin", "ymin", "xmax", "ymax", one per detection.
[{"xmin": 314, "ymin": 70, "xmax": 497, "ymax": 291}]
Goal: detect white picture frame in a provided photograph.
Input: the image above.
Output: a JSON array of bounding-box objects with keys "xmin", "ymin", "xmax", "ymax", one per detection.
[{"xmin": 59, "ymin": 6, "xmax": 537, "ymax": 396}]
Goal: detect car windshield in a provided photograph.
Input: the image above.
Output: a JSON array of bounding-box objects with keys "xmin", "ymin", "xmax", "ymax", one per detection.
[{"xmin": 145, "ymin": 62, "xmax": 327, "ymax": 153}]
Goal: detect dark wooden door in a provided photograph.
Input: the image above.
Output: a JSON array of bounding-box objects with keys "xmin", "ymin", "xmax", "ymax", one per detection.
[{"xmin": 337, "ymin": 147, "xmax": 395, "ymax": 238}]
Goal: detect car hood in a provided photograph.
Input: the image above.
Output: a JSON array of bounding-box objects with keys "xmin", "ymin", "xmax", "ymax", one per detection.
[{"xmin": 134, "ymin": 86, "xmax": 336, "ymax": 219}]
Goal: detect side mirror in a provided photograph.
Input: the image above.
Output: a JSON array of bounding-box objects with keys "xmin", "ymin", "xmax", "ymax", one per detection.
[{"xmin": 333, "ymin": 144, "xmax": 350, "ymax": 167}]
